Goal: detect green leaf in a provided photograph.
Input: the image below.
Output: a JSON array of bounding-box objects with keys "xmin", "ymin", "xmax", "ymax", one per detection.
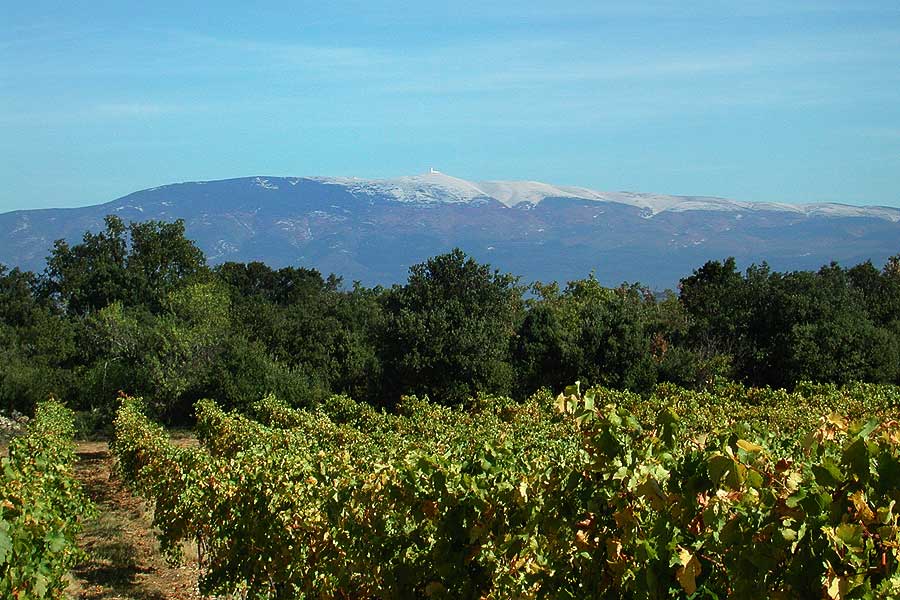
[
  {"xmin": 709, "ymin": 454, "xmax": 743, "ymax": 489},
  {"xmin": 564, "ymin": 382, "xmax": 580, "ymax": 398},
  {"xmin": 854, "ymin": 419, "xmax": 879, "ymax": 440},
  {"xmin": 656, "ymin": 409, "xmax": 679, "ymax": 448},
  {"xmin": 0, "ymin": 526, "xmax": 11, "ymax": 564},
  {"xmin": 812, "ymin": 459, "xmax": 843, "ymax": 487},
  {"xmin": 841, "ymin": 438, "xmax": 871, "ymax": 481},
  {"xmin": 746, "ymin": 469, "xmax": 764, "ymax": 488},
  {"xmin": 47, "ymin": 531, "xmax": 67, "ymax": 553},
  {"xmin": 877, "ymin": 500, "xmax": 896, "ymax": 525},
  {"xmin": 785, "ymin": 488, "xmax": 807, "ymax": 508},
  {"xmin": 34, "ymin": 573, "xmax": 48, "ymax": 598},
  {"xmin": 636, "ymin": 478, "xmax": 666, "ymax": 511},
  {"xmin": 835, "ymin": 523, "xmax": 864, "ymax": 552},
  {"xmin": 583, "ymin": 390, "xmax": 596, "ymax": 412}
]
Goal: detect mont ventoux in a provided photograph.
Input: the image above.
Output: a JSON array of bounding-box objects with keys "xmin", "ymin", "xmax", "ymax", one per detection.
[{"xmin": 2, "ymin": 171, "xmax": 898, "ymax": 289}]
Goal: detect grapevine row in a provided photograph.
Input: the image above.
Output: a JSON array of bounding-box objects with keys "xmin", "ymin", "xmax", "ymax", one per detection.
[
  {"xmin": 113, "ymin": 384, "xmax": 900, "ymax": 598},
  {"xmin": 1, "ymin": 400, "xmax": 94, "ymax": 599}
]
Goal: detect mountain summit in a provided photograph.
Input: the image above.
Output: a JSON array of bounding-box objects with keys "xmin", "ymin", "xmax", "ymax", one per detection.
[
  {"xmin": 2, "ymin": 174, "xmax": 898, "ymax": 288},
  {"xmin": 266, "ymin": 172, "xmax": 900, "ymax": 219}
]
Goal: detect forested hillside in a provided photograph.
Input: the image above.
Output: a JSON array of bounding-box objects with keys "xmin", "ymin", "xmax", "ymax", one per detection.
[{"xmin": 1, "ymin": 215, "xmax": 899, "ymax": 428}]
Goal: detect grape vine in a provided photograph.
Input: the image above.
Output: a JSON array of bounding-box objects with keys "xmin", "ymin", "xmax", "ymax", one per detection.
[
  {"xmin": 1, "ymin": 400, "xmax": 94, "ymax": 599},
  {"xmin": 112, "ymin": 382, "xmax": 900, "ymax": 598}
]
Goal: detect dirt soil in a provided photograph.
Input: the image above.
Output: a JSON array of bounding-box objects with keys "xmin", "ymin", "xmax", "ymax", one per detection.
[{"xmin": 67, "ymin": 439, "xmax": 205, "ymax": 600}]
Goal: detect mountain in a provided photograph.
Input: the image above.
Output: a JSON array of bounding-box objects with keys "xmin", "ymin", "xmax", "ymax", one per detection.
[{"xmin": 2, "ymin": 172, "xmax": 899, "ymax": 289}]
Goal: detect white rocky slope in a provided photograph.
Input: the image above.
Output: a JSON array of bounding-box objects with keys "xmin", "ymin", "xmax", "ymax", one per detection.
[{"xmin": 299, "ymin": 172, "xmax": 900, "ymax": 222}]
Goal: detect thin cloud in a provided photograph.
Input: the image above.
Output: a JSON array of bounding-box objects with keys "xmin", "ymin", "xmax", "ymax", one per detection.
[
  {"xmin": 93, "ymin": 103, "xmax": 179, "ymax": 117},
  {"xmin": 168, "ymin": 27, "xmax": 900, "ymax": 90},
  {"xmin": 0, "ymin": 102, "xmax": 199, "ymax": 126}
]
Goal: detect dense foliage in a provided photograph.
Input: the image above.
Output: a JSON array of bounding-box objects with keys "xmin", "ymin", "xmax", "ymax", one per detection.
[
  {"xmin": 112, "ymin": 383, "xmax": 900, "ymax": 598},
  {"xmin": 1, "ymin": 400, "xmax": 93, "ymax": 598},
  {"xmin": 1, "ymin": 216, "xmax": 899, "ymax": 424},
  {"xmin": 380, "ymin": 249, "xmax": 523, "ymax": 405},
  {"xmin": 3, "ymin": 216, "xmax": 898, "ymax": 596}
]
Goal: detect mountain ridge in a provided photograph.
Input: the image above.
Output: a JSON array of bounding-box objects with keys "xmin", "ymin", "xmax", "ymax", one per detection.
[
  {"xmin": 110, "ymin": 172, "xmax": 898, "ymax": 219},
  {"xmin": 2, "ymin": 173, "xmax": 898, "ymax": 289}
]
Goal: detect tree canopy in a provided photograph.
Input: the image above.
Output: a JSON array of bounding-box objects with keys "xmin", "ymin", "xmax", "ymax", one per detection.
[{"xmin": 1, "ymin": 216, "xmax": 898, "ymax": 428}]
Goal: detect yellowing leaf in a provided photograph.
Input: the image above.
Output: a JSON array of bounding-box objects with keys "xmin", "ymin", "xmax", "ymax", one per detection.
[
  {"xmin": 849, "ymin": 490, "xmax": 875, "ymax": 524},
  {"xmin": 421, "ymin": 500, "xmax": 438, "ymax": 519},
  {"xmin": 827, "ymin": 413, "xmax": 848, "ymax": 430},
  {"xmin": 606, "ymin": 538, "xmax": 623, "ymax": 560},
  {"xmin": 826, "ymin": 574, "xmax": 850, "ymax": 599},
  {"xmin": 736, "ymin": 439, "xmax": 763, "ymax": 453},
  {"xmin": 575, "ymin": 529, "xmax": 592, "ymax": 549},
  {"xmin": 636, "ymin": 478, "xmax": 666, "ymax": 511},
  {"xmin": 613, "ymin": 507, "xmax": 635, "ymax": 529},
  {"xmin": 676, "ymin": 547, "xmax": 702, "ymax": 595},
  {"xmin": 785, "ymin": 471, "xmax": 803, "ymax": 492},
  {"xmin": 554, "ymin": 393, "xmax": 567, "ymax": 413}
]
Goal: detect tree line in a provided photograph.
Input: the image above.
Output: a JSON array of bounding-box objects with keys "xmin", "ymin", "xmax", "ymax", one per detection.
[{"xmin": 1, "ymin": 215, "xmax": 898, "ymax": 428}]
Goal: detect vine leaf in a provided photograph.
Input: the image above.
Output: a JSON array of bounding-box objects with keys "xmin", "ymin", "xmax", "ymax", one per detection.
[
  {"xmin": 736, "ymin": 439, "xmax": 763, "ymax": 453},
  {"xmin": 676, "ymin": 546, "xmax": 701, "ymax": 595}
]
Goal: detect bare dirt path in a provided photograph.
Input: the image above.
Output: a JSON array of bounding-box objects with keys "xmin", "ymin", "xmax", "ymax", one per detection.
[{"xmin": 67, "ymin": 440, "xmax": 203, "ymax": 600}]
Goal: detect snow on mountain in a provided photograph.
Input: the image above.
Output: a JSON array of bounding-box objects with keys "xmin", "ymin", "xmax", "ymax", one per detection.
[
  {"xmin": 120, "ymin": 172, "xmax": 900, "ymax": 222},
  {"xmin": 253, "ymin": 177, "xmax": 279, "ymax": 190},
  {"xmin": 315, "ymin": 172, "xmax": 492, "ymax": 204},
  {"xmin": 301, "ymin": 172, "xmax": 900, "ymax": 222},
  {"xmin": 801, "ymin": 204, "xmax": 900, "ymax": 221},
  {"xmin": 3, "ymin": 172, "xmax": 899, "ymax": 289},
  {"xmin": 475, "ymin": 180, "xmax": 590, "ymax": 205}
]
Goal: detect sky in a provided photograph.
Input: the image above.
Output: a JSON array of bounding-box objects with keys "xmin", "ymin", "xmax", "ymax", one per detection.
[{"xmin": 1, "ymin": 1, "xmax": 899, "ymax": 212}]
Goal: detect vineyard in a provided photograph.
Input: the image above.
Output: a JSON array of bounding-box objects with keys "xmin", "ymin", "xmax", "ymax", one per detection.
[
  {"xmin": 108, "ymin": 382, "xmax": 900, "ymax": 599},
  {"xmin": 1, "ymin": 400, "xmax": 94, "ymax": 598}
]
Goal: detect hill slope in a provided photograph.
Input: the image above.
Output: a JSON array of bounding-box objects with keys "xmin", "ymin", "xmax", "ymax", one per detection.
[{"xmin": 2, "ymin": 173, "xmax": 898, "ymax": 288}]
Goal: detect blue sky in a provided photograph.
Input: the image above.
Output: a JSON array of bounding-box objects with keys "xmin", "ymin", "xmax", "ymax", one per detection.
[{"xmin": 2, "ymin": 1, "xmax": 899, "ymax": 212}]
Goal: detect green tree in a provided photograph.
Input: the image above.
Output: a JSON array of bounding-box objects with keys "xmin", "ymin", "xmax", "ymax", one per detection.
[
  {"xmin": 77, "ymin": 282, "xmax": 231, "ymax": 421},
  {"xmin": 217, "ymin": 263, "xmax": 383, "ymax": 405},
  {"xmin": 514, "ymin": 277, "xmax": 659, "ymax": 394},
  {"xmin": 127, "ymin": 218, "xmax": 207, "ymax": 310},
  {"xmin": 216, "ymin": 261, "xmax": 338, "ymax": 306},
  {"xmin": 43, "ymin": 216, "xmax": 130, "ymax": 315},
  {"xmin": 0, "ymin": 265, "xmax": 40, "ymax": 328},
  {"xmin": 380, "ymin": 249, "xmax": 523, "ymax": 406},
  {"xmin": 513, "ymin": 282, "xmax": 580, "ymax": 395},
  {"xmin": 43, "ymin": 215, "xmax": 207, "ymax": 315},
  {"xmin": 142, "ymin": 281, "xmax": 231, "ymax": 420},
  {"xmin": 678, "ymin": 257, "xmax": 749, "ymax": 359},
  {"xmin": 778, "ymin": 263, "xmax": 900, "ymax": 384},
  {"xmin": 0, "ymin": 309, "xmax": 77, "ymax": 415},
  {"xmin": 884, "ymin": 253, "xmax": 900, "ymax": 280}
]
